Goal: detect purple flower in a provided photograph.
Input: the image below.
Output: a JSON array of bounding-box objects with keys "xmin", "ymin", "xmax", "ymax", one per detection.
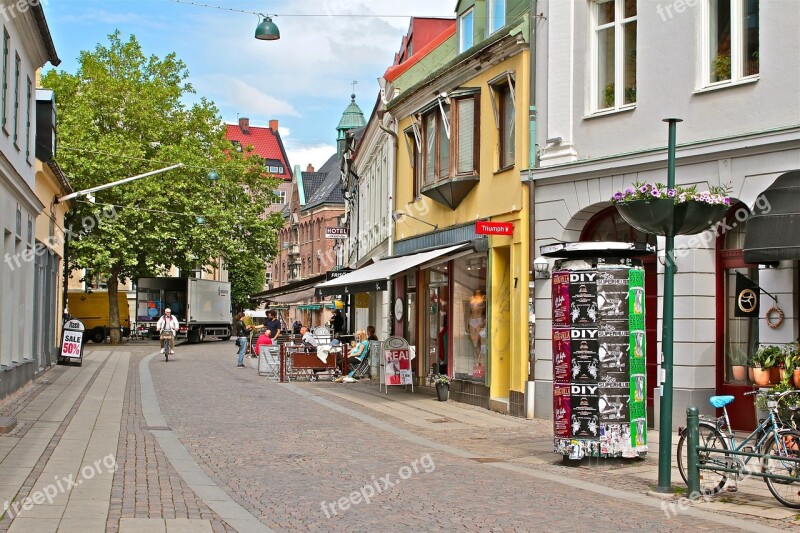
[
  {"xmin": 667, "ymin": 189, "xmax": 677, "ymax": 198},
  {"xmin": 625, "ymin": 187, "xmax": 635, "ymax": 195},
  {"xmin": 651, "ymin": 188, "xmax": 660, "ymax": 197},
  {"xmin": 639, "ymin": 185, "xmax": 648, "ymax": 194},
  {"xmin": 613, "ymin": 192, "xmax": 623, "ymax": 201},
  {"xmin": 724, "ymin": 197, "xmax": 731, "ymax": 205}
]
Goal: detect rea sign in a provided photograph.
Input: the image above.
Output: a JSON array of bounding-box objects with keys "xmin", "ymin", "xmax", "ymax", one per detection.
[{"xmin": 475, "ymin": 221, "xmax": 513, "ymax": 236}]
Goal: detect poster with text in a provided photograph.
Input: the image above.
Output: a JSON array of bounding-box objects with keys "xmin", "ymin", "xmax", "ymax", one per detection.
[
  {"xmin": 628, "ymin": 268, "xmax": 645, "ymax": 331},
  {"xmin": 598, "ymin": 382, "xmax": 630, "ymax": 423},
  {"xmin": 570, "ymin": 384, "xmax": 600, "ymax": 438},
  {"xmin": 552, "ymin": 329, "xmax": 572, "ymax": 382},
  {"xmin": 384, "ymin": 349, "xmax": 412, "ymax": 385},
  {"xmin": 597, "ymin": 320, "xmax": 630, "ymax": 379},
  {"xmin": 600, "ymin": 423, "xmax": 631, "ymax": 456},
  {"xmin": 570, "ymin": 328, "xmax": 599, "ymax": 382},
  {"xmin": 596, "ymin": 270, "xmax": 629, "ymax": 320},
  {"xmin": 630, "ymin": 400, "xmax": 647, "ymax": 448},
  {"xmin": 552, "ymin": 271, "xmax": 571, "ymax": 328},
  {"xmin": 553, "ymin": 384, "xmax": 571, "ymax": 438},
  {"xmin": 569, "ymin": 271, "xmax": 598, "ymax": 326}
]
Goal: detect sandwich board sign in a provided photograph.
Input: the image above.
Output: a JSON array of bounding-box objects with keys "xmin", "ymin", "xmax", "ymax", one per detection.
[
  {"xmin": 60, "ymin": 319, "xmax": 85, "ymax": 365},
  {"xmin": 381, "ymin": 336, "xmax": 413, "ymax": 393}
]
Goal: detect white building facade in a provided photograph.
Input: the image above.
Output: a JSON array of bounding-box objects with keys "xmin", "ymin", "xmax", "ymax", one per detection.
[
  {"xmin": 528, "ymin": 0, "xmax": 800, "ymax": 429},
  {"xmin": 0, "ymin": 0, "xmax": 60, "ymax": 399}
]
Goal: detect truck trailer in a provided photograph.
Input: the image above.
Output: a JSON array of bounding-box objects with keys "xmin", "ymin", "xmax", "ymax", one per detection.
[{"xmin": 136, "ymin": 277, "xmax": 232, "ymax": 343}]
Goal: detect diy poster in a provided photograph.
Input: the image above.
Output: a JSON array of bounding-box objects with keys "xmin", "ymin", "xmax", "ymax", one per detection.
[{"xmin": 569, "ymin": 271, "xmax": 598, "ymax": 326}]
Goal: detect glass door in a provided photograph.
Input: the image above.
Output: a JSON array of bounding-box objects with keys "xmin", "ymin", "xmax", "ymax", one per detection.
[{"xmin": 424, "ymin": 267, "xmax": 449, "ymax": 380}]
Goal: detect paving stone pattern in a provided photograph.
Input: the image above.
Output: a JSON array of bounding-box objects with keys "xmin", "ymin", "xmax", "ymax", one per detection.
[
  {"xmin": 149, "ymin": 342, "xmax": 757, "ymax": 532},
  {"xmin": 107, "ymin": 347, "xmax": 233, "ymax": 533}
]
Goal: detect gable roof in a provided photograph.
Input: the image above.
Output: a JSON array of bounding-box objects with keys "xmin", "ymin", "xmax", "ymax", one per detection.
[
  {"xmin": 225, "ymin": 122, "xmax": 292, "ymax": 180},
  {"xmin": 301, "ymin": 153, "xmax": 345, "ymax": 211}
]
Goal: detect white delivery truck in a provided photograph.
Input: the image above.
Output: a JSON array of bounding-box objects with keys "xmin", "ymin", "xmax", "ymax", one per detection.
[{"xmin": 136, "ymin": 277, "xmax": 232, "ymax": 343}]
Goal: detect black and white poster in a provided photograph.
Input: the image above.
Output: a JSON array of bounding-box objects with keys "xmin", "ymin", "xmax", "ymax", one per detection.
[
  {"xmin": 570, "ymin": 384, "xmax": 600, "ymax": 438},
  {"xmin": 598, "ymin": 382, "xmax": 630, "ymax": 423},
  {"xmin": 570, "ymin": 328, "xmax": 599, "ymax": 382},
  {"xmin": 597, "ymin": 321, "xmax": 630, "ymax": 379}
]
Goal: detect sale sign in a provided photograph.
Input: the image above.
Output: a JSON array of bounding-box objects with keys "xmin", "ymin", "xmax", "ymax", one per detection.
[{"xmin": 60, "ymin": 319, "xmax": 85, "ymax": 360}]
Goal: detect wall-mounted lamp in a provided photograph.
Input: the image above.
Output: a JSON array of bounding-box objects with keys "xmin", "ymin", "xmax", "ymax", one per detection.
[
  {"xmin": 391, "ymin": 211, "xmax": 438, "ymax": 230},
  {"xmin": 533, "ymin": 256, "xmax": 551, "ymax": 279},
  {"xmin": 255, "ymin": 15, "xmax": 280, "ymax": 40}
]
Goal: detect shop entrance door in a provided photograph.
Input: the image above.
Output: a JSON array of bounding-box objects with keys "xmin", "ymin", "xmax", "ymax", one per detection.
[{"xmin": 424, "ymin": 268, "xmax": 449, "ymax": 380}]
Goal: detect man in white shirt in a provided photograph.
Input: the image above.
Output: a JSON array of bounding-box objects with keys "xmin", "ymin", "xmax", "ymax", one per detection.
[{"xmin": 157, "ymin": 308, "xmax": 179, "ymax": 354}]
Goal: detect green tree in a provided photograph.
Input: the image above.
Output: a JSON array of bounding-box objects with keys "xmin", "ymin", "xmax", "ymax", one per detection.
[{"xmin": 43, "ymin": 32, "xmax": 282, "ymax": 343}]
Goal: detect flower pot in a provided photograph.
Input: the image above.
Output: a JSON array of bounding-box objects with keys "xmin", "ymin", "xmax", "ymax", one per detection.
[
  {"xmin": 435, "ymin": 382, "xmax": 449, "ymax": 402},
  {"xmin": 752, "ymin": 367, "xmax": 771, "ymax": 387},
  {"xmin": 748, "ymin": 366, "xmax": 755, "ymax": 382},
  {"xmin": 770, "ymin": 367, "xmax": 782, "ymax": 385},
  {"xmin": 731, "ymin": 365, "xmax": 747, "ymax": 382},
  {"xmin": 616, "ymin": 199, "xmax": 728, "ymax": 236},
  {"xmin": 793, "ymin": 369, "xmax": 800, "ymax": 389}
]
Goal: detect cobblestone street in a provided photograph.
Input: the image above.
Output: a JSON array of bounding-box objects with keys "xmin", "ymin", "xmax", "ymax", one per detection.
[{"xmin": 2, "ymin": 343, "xmax": 799, "ymax": 532}]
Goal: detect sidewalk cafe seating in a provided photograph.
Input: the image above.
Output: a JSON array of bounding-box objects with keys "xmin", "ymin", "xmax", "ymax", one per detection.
[
  {"xmin": 258, "ymin": 345, "xmax": 280, "ymax": 380},
  {"xmin": 284, "ymin": 341, "xmax": 340, "ymax": 381},
  {"xmin": 348, "ymin": 341, "xmax": 377, "ymax": 379}
]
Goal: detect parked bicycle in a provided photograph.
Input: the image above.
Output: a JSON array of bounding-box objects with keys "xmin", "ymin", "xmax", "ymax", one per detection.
[{"xmin": 676, "ymin": 389, "xmax": 800, "ymax": 508}]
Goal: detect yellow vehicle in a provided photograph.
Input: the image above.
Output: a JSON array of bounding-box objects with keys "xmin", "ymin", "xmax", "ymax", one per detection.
[{"xmin": 67, "ymin": 292, "xmax": 131, "ymax": 343}]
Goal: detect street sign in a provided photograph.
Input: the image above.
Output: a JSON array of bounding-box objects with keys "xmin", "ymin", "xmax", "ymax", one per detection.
[
  {"xmin": 475, "ymin": 221, "xmax": 514, "ymax": 236},
  {"xmin": 325, "ymin": 227, "xmax": 347, "ymax": 239}
]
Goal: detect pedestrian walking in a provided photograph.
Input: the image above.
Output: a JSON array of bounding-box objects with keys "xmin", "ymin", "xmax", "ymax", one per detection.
[{"xmin": 234, "ymin": 312, "xmax": 251, "ymax": 367}]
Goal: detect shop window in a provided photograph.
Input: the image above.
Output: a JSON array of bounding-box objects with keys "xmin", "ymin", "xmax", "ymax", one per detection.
[
  {"xmin": 703, "ymin": 0, "xmax": 759, "ymax": 86},
  {"xmin": 592, "ymin": 0, "xmax": 637, "ymax": 111},
  {"xmin": 452, "ymin": 254, "xmax": 487, "ymax": 383}
]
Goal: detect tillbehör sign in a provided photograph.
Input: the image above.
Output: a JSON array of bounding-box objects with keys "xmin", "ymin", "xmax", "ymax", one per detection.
[
  {"xmin": 325, "ymin": 227, "xmax": 347, "ymax": 239},
  {"xmin": 475, "ymin": 221, "xmax": 513, "ymax": 236}
]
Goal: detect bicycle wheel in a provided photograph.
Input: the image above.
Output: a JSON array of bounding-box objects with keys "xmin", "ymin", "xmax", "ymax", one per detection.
[
  {"xmin": 677, "ymin": 421, "xmax": 729, "ymax": 495},
  {"xmin": 762, "ymin": 428, "xmax": 800, "ymax": 508}
]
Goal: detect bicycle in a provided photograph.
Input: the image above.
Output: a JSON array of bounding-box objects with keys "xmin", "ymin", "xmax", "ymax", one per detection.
[
  {"xmin": 676, "ymin": 389, "xmax": 800, "ymax": 508},
  {"xmin": 161, "ymin": 331, "xmax": 174, "ymax": 362}
]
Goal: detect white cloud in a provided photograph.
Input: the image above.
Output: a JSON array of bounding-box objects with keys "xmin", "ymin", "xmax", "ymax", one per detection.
[
  {"xmin": 278, "ymin": 126, "xmax": 291, "ymax": 138},
  {"xmin": 193, "ymin": 75, "xmax": 299, "ymax": 118},
  {"xmin": 285, "ymin": 143, "xmax": 336, "ymax": 173}
]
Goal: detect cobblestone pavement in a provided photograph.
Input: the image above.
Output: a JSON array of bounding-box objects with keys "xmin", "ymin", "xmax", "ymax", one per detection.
[
  {"xmin": 145, "ymin": 341, "xmax": 784, "ymax": 532},
  {"xmin": 106, "ymin": 344, "xmax": 234, "ymax": 533}
]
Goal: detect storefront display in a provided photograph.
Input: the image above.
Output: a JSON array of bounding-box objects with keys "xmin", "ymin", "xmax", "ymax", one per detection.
[
  {"xmin": 451, "ymin": 254, "xmax": 487, "ymax": 383},
  {"xmin": 551, "ymin": 255, "xmax": 648, "ymax": 459}
]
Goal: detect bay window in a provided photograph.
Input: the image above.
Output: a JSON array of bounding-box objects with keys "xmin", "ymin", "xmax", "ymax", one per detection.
[{"xmin": 421, "ymin": 94, "xmax": 479, "ymax": 183}]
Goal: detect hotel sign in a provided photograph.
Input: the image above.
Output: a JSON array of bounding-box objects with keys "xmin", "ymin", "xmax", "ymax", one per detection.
[{"xmin": 325, "ymin": 227, "xmax": 347, "ymax": 239}]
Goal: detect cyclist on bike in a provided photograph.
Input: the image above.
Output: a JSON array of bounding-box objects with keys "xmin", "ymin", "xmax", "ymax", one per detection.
[{"xmin": 157, "ymin": 308, "xmax": 179, "ymax": 355}]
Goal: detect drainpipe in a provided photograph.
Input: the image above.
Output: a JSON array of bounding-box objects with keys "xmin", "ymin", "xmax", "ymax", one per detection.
[
  {"xmin": 526, "ymin": 0, "xmax": 539, "ymax": 412},
  {"xmin": 379, "ymin": 117, "xmax": 398, "ymax": 338}
]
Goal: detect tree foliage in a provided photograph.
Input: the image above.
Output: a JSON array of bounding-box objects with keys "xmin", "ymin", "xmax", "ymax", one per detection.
[{"xmin": 42, "ymin": 32, "xmax": 282, "ymax": 341}]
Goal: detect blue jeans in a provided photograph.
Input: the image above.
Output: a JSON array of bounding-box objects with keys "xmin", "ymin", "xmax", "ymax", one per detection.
[{"xmin": 237, "ymin": 337, "xmax": 248, "ymax": 365}]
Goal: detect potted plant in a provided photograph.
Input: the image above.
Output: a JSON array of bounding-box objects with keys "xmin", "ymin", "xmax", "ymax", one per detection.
[
  {"xmin": 713, "ymin": 53, "xmax": 731, "ymax": 81},
  {"xmin": 784, "ymin": 341, "xmax": 800, "ymax": 388},
  {"xmin": 611, "ymin": 182, "xmax": 731, "ymax": 237},
  {"xmin": 432, "ymin": 374, "xmax": 450, "ymax": 402},
  {"xmin": 729, "ymin": 350, "xmax": 747, "ymax": 382},
  {"xmin": 750, "ymin": 346, "xmax": 779, "ymax": 387}
]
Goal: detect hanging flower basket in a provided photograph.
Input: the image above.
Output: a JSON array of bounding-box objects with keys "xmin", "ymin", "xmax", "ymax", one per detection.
[{"xmin": 612, "ymin": 182, "xmax": 730, "ymax": 236}]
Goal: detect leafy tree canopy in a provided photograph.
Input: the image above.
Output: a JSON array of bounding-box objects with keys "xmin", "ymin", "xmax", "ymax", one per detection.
[{"xmin": 43, "ymin": 32, "xmax": 282, "ymax": 339}]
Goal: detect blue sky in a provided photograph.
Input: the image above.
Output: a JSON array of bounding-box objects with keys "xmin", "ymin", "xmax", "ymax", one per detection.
[{"xmin": 43, "ymin": 0, "xmax": 456, "ymax": 169}]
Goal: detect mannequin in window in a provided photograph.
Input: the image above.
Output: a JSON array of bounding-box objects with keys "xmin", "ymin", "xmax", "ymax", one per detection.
[{"xmin": 469, "ymin": 289, "xmax": 486, "ymax": 366}]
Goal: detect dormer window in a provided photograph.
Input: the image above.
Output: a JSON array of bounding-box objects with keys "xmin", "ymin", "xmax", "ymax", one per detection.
[
  {"xmin": 459, "ymin": 8, "xmax": 474, "ymax": 53},
  {"xmin": 487, "ymin": 0, "xmax": 506, "ymax": 35}
]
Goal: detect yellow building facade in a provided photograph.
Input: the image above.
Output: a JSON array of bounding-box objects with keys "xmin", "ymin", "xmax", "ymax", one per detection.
[{"xmin": 386, "ymin": 7, "xmax": 531, "ymax": 414}]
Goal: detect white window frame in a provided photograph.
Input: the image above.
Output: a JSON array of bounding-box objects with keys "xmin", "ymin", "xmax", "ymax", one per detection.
[
  {"xmin": 273, "ymin": 190, "xmax": 287, "ymax": 205},
  {"xmin": 487, "ymin": 0, "xmax": 506, "ymax": 35},
  {"xmin": 591, "ymin": 0, "xmax": 637, "ymax": 112},
  {"xmin": 700, "ymin": 0, "xmax": 759, "ymax": 88},
  {"xmin": 458, "ymin": 8, "xmax": 475, "ymax": 53}
]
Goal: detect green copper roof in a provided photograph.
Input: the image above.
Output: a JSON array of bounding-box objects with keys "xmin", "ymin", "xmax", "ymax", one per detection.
[{"xmin": 336, "ymin": 94, "xmax": 367, "ymax": 132}]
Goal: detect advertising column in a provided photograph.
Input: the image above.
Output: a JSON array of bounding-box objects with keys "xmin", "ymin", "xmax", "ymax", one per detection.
[{"xmin": 552, "ymin": 258, "xmax": 647, "ymax": 459}]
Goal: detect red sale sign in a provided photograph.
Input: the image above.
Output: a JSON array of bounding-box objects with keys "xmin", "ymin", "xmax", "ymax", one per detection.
[
  {"xmin": 475, "ymin": 221, "xmax": 514, "ymax": 236},
  {"xmin": 384, "ymin": 349, "xmax": 412, "ymax": 385}
]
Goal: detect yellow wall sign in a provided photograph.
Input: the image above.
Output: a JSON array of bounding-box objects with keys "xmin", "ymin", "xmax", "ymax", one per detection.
[{"xmin": 355, "ymin": 293, "xmax": 369, "ymax": 308}]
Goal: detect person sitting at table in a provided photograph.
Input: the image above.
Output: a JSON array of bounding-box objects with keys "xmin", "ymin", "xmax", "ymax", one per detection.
[
  {"xmin": 300, "ymin": 326, "xmax": 317, "ymax": 351},
  {"xmin": 347, "ymin": 330, "xmax": 370, "ymax": 369},
  {"xmin": 254, "ymin": 329, "xmax": 273, "ymax": 356}
]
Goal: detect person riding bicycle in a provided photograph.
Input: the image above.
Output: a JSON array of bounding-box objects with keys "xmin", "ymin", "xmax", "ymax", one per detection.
[{"xmin": 157, "ymin": 308, "xmax": 179, "ymax": 355}]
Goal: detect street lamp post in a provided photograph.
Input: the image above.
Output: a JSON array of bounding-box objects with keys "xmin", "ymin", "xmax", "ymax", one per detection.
[{"xmin": 656, "ymin": 117, "xmax": 682, "ymax": 492}]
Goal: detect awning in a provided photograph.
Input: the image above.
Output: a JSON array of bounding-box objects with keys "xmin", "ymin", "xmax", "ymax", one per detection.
[
  {"xmin": 316, "ymin": 243, "xmax": 470, "ymax": 296},
  {"xmin": 250, "ymin": 274, "xmax": 325, "ymax": 303},
  {"xmin": 743, "ymin": 170, "xmax": 800, "ymax": 264}
]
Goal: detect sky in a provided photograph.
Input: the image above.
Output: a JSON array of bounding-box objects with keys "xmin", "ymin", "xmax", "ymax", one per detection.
[{"xmin": 43, "ymin": 0, "xmax": 457, "ymax": 170}]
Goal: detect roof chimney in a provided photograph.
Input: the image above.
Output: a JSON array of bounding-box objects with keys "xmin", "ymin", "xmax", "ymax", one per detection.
[
  {"xmin": 238, "ymin": 117, "xmax": 250, "ymax": 134},
  {"xmin": 269, "ymin": 119, "xmax": 279, "ymax": 132},
  {"xmin": 306, "ymin": 163, "xmax": 315, "ymax": 172}
]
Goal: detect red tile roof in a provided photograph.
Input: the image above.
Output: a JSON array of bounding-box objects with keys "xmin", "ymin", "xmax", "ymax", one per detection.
[
  {"xmin": 384, "ymin": 23, "xmax": 456, "ymax": 83},
  {"xmin": 225, "ymin": 121, "xmax": 292, "ymax": 180}
]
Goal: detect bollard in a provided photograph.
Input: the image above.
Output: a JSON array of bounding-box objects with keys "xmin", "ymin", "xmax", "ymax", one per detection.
[{"xmin": 686, "ymin": 405, "xmax": 700, "ymax": 497}]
